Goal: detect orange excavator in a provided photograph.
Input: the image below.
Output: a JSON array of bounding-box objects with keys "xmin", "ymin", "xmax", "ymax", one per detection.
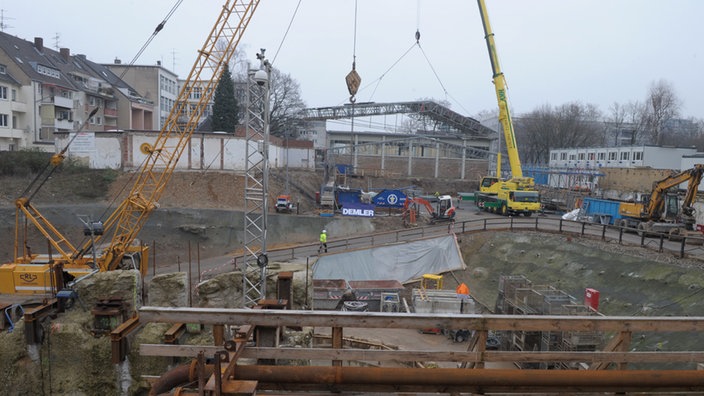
[{"xmin": 402, "ymin": 195, "xmax": 456, "ymax": 227}]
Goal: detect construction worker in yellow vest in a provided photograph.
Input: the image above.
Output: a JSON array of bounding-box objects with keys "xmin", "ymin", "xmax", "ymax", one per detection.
[{"xmin": 319, "ymin": 229, "xmax": 328, "ymax": 253}]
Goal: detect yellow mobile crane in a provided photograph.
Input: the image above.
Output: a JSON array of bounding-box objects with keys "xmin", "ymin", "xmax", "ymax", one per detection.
[
  {"xmin": 474, "ymin": 0, "xmax": 541, "ymax": 216},
  {"xmin": 0, "ymin": 0, "xmax": 260, "ymax": 295}
]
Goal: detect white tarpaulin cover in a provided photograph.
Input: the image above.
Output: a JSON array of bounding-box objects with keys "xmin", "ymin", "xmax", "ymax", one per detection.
[{"xmin": 312, "ymin": 234, "xmax": 466, "ymax": 283}]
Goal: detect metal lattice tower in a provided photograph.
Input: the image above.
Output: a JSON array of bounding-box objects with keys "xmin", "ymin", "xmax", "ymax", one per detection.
[{"xmin": 242, "ymin": 51, "xmax": 270, "ymax": 306}]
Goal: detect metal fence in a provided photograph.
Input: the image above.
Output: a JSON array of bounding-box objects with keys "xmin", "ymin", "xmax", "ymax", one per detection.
[{"xmin": 153, "ymin": 215, "xmax": 704, "ymax": 282}]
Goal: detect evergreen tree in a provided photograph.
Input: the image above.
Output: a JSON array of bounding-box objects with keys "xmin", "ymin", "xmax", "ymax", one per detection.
[{"xmin": 212, "ymin": 67, "xmax": 238, "ymax": 132}]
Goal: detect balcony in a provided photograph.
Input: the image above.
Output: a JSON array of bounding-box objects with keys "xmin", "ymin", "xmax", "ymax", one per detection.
[
  {"xmin": 55, "ymin": 118, "xmax": 73, "ymax": 130},
  {"xmin": 104, "ymin": 107, "xmax": 118, "ymax": 118},
  {"xmin": 53, "ymin": 96, "xmax": 73, "ymax": 108},
  {"xmin": 0, "ymin": 128, "xmax": 25, "ymax": 139},
  {"xmin": 11, "ymin": 101, "xmax": 27, "ymax": 113}
]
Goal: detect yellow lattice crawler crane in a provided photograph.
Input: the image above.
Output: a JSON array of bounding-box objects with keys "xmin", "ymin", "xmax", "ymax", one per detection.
[{"xmin": 0, "ymin": 0, "xmax": 261, "ymax": 295}]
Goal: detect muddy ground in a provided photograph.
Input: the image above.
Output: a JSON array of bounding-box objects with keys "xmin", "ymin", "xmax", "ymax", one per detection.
[{"xmin": 3, "ymin": 168, "xmax": 704, "ymax": 394}]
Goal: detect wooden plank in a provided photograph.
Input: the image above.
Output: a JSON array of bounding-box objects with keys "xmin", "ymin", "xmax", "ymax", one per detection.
[{"xmin": 138, "ymin": 307, "xmax": 704, "ymax": 332}]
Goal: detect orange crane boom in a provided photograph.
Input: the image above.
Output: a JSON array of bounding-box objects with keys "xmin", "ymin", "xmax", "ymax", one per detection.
[{"xmin": 2, "ymin": 0, "xmax": 260, "ymax": 295}]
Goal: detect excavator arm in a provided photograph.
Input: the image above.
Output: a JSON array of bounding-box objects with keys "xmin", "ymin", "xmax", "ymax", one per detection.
[{"xmin": 645, "ymin": 164, "xmax": 704, "ymax": 221}]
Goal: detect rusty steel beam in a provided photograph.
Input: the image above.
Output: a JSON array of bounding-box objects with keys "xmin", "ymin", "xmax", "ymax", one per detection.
[
  {"xmin": 23, "ymin": 299, "xmax": 58, "ymax": 344},
  {"xmin": 110, "ymin": 315, "xmax": 142, "ymax": 364},
  {"xmin": 164, "ymin": 323, "xmax": 187, "ymax": 344},
  {"xmin": 232, "ymin": 366, "xmax": 704, "ymax": 393}
]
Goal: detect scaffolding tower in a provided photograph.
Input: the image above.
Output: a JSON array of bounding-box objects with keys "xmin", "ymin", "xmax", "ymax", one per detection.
[
  {"xmin": 494, "ymin": 275, "xmax": 604, "ymax": 368},
  {"xmin": 242, "ymin": 51, "xmax": 271, "ymax": 306}
]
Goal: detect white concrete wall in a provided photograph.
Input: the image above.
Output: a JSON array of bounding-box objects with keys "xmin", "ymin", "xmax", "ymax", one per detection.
[{"xmin": 57, "ymin": 131, "xmax": 314, "ymax": 171}]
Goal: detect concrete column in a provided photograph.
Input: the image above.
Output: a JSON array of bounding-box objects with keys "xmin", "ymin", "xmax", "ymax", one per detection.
[
  {"xmin": 434, "ymin": 142, "xmax": 440, "ymax": 179},
  {"xmin": 407, "ymin": 141, "xmax": 413, "ymax": 176},
  {"xmin": 461, "ymin": 139, "xmax": 467, "ymax": 180},
  {"xmin": 381, "ymin": 136, "xmax": 386, "ymax": 174}
]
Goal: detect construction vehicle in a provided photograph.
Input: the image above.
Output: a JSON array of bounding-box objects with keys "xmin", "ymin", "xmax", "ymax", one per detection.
[
  {"xmin": 275, "ymin": 195, "xmax": 295, "ymax": 213},
  {"xmin": 616, "ymin": 164, "xmax": 704, "ymax": 237},
  {"xmin": 474, "ymin": 0, "xmax": 541, "ymax": 217},
  {"xmin": 0, "ymin": 0, "xmax": 260, "ymax": 295},
  {"xmin": 402, "ymin": 195, "xmax": 456, "ymax": 227}
]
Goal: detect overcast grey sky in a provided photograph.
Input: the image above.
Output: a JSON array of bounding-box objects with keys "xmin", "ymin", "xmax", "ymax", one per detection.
[{"xmin": 3, "ymin": 1, "xmax": 704, "ymax": 120}]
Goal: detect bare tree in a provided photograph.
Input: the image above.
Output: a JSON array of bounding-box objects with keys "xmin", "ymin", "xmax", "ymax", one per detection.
[
  {"xmin": 517, "ymin": 102, "xmax": 602, "ymax": 164},
  {"xmin": 643, "ymin": 79, "xmax": 680, "ymax": 145},
  {"xmin": 624, "ymin": 101, "xmax": 647, "ymax": 145},
  {"xmin": 604, "ymin": 102, "xmax": 626, "ymax": 146},
  {"xmin": 226, "ymin": 47, "xmax": 306, "ymax": 135},
  {"xmin": 268, "ymin": 67, "xmax": 306, "ymax": 137}
]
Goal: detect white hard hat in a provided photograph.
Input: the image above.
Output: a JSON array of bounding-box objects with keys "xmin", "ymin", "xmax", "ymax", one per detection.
[{"xmin": 322, "ymin": 229, "xmax": 327, "ymax": 233}]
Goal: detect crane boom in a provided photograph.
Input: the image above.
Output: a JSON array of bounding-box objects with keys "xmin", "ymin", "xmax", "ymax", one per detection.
[
  {"xmin": 98, "ymin": 0, "xmax": 260, "ymax": 272},
  {"xmin": 473, "ymin": 0, "xmax": 540, "ymax": 217},
  {"xmin": 477, "ymin": 0, "xmax": 527, "ymax": 183},
  {"xmin": 1, "ymin": 1, "xmax": 260, "ymax": 295}
]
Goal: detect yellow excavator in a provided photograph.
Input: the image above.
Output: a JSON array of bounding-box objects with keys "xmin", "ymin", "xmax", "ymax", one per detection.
[
  {"xmin": 0, "ymin": 0, "xmax": 261, "ymax": 295},
  {"xmin": 474, "ymin": 0, "xmax": 541, "ymax": 217},
  {"xmin": 617, "ymin": 164, "xmax": 704, "ymax": 236}
]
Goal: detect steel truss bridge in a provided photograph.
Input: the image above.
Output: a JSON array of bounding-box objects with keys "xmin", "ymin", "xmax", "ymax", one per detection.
[{"xmin": 300, "ymin": 100, "xmax": 495, "ymax": 138}]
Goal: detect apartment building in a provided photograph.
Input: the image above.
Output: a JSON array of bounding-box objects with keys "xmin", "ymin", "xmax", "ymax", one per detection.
[
  {"xmin": 107, "ymin": 60, "xmax": 177, "ymax": 130},
  {"xmin": 0, "ymin": 32, "xmax": 155, "ymax": 151}
]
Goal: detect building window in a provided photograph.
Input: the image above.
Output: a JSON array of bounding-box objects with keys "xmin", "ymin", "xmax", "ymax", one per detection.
[
  {"xmin": 620, "ymin": 152, "xmax": 630, "ymax": 161},
  {"xmin": 11, "ymin": 89, "xmax": 16, "ymax": 101},
  {"xmin": 633, "ymin": 151, "xmax": 643, "ymax": 161},
  {"xmin": 608, "ymin": 152, "xmax": 617, "ymax": 160},
  {"xmin": 588, "ymin": 153, "xmax": 595, "ymax": 160},
  {"xmin": 58, "ymin": 110, "xmax": 71, "ymax": 120},
  {"xmin": 569, "ymin": 154, "xmax": 576, "ymax": 161},
  {"xmin": 36, "ymin": 64, "xmax": 61, "ymax": 79},
  {"xmin": 0, "ymin": 114, "xmax": 8, "ymax": 127},
  {"xmin": 550, "ymin": 153, "xmax": 557, "ymax": 161},
  {"xmin": 560, "ymin": 152, "xmax": 567, "ymax": 160},
  {"xmin": 578, "ymin": 153, "xmax": 585, "ymax": 160},
  {"xmin": 598, "ymin": 152, "xmax": 606, "ymax": 160},
  {"xmin": 0, "ymin": 64, "xmax": 6, "ymax": 74},
  {"xmin": 0, "ymin": 86, "xmax": 7, "ymax": 100}
]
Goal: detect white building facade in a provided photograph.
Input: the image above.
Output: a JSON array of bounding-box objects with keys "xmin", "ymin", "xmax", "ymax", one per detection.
[{"xmin": 549, "ymin": 146, "xmax": 697, "ymax": 170}]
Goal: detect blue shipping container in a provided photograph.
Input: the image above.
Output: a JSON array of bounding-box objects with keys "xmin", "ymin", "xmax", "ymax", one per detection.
[{"xmin": 581, "ymin": 197, "xmax": 622, "ymax": 225}]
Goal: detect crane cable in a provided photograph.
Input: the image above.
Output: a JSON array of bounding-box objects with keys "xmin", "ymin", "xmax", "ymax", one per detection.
[
  {"xmin": 192, "ymin": 0, "xmax": 302, "ymax": 181},
  {"xmin": 30, "ymin": 0, "xmax": 185, "ymax": 204},
  {"xmin": 118, "ymin": 0, "xmax": 184, "ymax": 80},
  {"xmin": 416, "ymin": 43, "xmax": 471, "ymax": 115},
  {"xmin": 271, "ymin": 0, "xmax": 302, "ymax": 66},
  {"xmin": 348, "ymin": 2, "xmax": 470, "ymax": 115}
]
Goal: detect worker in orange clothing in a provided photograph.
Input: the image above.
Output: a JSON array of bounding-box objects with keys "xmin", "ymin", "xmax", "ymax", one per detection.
[{"xmin": 456, "ymin": 282, "xmax": 470, "ymax": 299}]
